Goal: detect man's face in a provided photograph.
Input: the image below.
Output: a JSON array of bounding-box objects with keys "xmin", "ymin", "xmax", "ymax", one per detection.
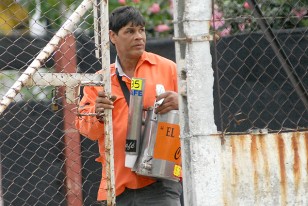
[{"xmin": 110, "ymin": 22, "xmax": 146, "ymax": 60}]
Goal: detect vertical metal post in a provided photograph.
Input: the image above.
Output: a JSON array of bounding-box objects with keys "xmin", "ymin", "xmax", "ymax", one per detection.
[
  {"xmin": 54, "ymin": 35, "xmax": 83, "ymax": 206},
  {"xmin": 96, "ymin": 0, "xmax": 116, "ymax": 205},
  {"xmin": 0, "ymin": 153, "xmax": 3, "ymax": 206},
  {"xmin": 173, "ymin": 0, "xmax": 222, "ymax": 205}
]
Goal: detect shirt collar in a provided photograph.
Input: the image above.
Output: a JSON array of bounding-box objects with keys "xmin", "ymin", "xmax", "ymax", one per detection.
[
  {"xmin": 115, "ymin": 56, "xmax": 130, "ymax": 79},
  {"xmin": 138, "ymin": 51, "xmax": 156, "ymax": 65},
  {"xmin": 114, "ymin": 52, "xmax": 157, "ymax": 78}
]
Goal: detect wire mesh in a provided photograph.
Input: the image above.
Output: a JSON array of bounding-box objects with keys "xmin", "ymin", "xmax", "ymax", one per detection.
[
  {"xmin": 0, "ymin": 0, "xmax": 100, "ymax": 205},
  {"xmin": 211, "ymin": 0, "xmax": 308, "ymax": 133},
  {"xmin": 0, "ymin": 0, "xmax": 307, "ymax": 205}
]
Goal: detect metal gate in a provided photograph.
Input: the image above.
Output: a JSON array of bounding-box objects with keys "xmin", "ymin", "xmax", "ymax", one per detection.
[{"xmin": 1, "ymin": 0, "xmax": 307, "ymax": 205}]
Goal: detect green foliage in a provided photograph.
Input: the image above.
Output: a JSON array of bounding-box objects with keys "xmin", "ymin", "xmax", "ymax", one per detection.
[
  {"xmin": 19, "ymin": 0, "xmax": 307, "ymax": 37},
  {"xmin": 214, "ymin": 0, "xmax": 307, "ymax": 35},
  {"xmin": 109, "ymin": 0, "xmax": 174, "ymax": 38},
  {"xmin": 19, "ymin": 0, "xmax": 173, "ymax": 38}
]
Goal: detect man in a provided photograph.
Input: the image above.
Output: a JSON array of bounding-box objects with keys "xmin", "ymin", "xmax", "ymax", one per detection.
[{"xmin": 75, "ymin": 6, "xmax": 182, "ymax": 206}]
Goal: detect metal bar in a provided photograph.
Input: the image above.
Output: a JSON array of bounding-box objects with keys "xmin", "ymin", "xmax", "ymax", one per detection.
[
  {"xmin": 54, "ymin": 35, "xmax": 83, "ymax": 206},
  {"xmin": 93, "ymin": 0, "xmax": 101, "ymax": 59},
  {"xmin": 26, "ymin": 73, "xmax": 104, "ymax": 87},
  {"xmin": 26, "ymin": 72, "xmax": 104, "ymax": 103},
  {"xmin": 0, "ymin": 153, "xmax": 2, "ymax": 206},
  {"xmin": 247, "ymin": 0, "xmax": 308, "ymax": 110},
  {"xmin": 96, "ymin": 0, "xmax": 116, "ymax": 205},
  {"xmin": 0, "ymin": 0, "xmax": 93, "ymax": 115}
]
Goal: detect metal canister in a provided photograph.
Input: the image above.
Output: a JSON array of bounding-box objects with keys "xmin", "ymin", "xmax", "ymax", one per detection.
[
  {"xmin": 134, "ymin": 108, "xmax": 182, "ymax": 181},
  {"xmin": 125, "ymin": 78, "xmax": 145, "ymax": 168}
]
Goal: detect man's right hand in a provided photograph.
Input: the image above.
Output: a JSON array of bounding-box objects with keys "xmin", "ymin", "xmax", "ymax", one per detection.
[{"xmin": 95, "ymin": 91, "xmax": 117, "ymax": 122}]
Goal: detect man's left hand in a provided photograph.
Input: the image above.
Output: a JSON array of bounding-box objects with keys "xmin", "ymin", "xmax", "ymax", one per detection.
[{"xmin": 155, "ymin": 91, "xmax": 179, "ymax": 114}]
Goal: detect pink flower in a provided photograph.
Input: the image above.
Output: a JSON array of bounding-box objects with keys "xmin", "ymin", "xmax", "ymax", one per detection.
[
  {"xmin": 243, "ymin": 2, "xmax": 251, "ymax": 10},
  {"xmin": 155, "ymin": 24, "xmax": 170, "ymax": 32},
  {"xmin": 149, "ymin": 3, "xmax": 160, "ymax": 14},
  {"xmin": 211, "ymin": 8, "xmax": 225, "ymax": 29},
  {"xmin": 213, "ymin": 9, "xmax": 223, "ymax": 19},
  {"xmin": 238, "ymin": 23, "xmax": 245, "ymax": 31},
  {"xmin": 118, "ymin": 0, "xmax": 126, "ymax": 5},
  {"xmin": 132, "ymin": 0, "xmax": 140, "ymax": 3},
  {"xmin": 292, "ymin": 8, "xmax": 307, "ymax": 19},
  {"xmin": 220, "ymin": 26, "xmax": 231, "ymax": 36}
]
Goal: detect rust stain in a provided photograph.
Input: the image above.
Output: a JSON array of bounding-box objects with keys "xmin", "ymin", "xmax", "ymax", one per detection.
[
  {"xmin": 259, "ymin": 135, "xmax": 270, "ymax": 189},
  {"xmin": 222, "ymin": 132, "xmax": 308, "ymax": 205},
  {"xmin": 277, "ymin": 134, "xmax": 287, "ymax": 205},
  {"xmin": 250, "ymin": 135, "xmax": 259, "ymax": 195},
  {"xmin": 222, "ymin": 135, "xmax": 228, "ymax": 206},
  {"xmin": 231, "ymin": 137, "xmax": 239, "ymax": 193},
  {"xmin": 292, "ymin": 132, "xmax": 301, "ymax": 194},
  {"xmin": 305, "ymin": 132, "xmax": 308, "ymax": 175},
  {"xmin": 239, "ymin": 135, "xmax": 246, "ymax": 150}
]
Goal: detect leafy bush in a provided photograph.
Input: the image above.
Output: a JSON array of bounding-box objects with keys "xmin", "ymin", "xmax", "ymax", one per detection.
[
  {"xmin": 109, "ymin": 0, "xmax": 174, "ymax": 38},
  {"xmin": 213, "ymin": 0, "xmax": 308, "ymax": 36},
  {"xmin": 111, "ymin": 0, "xmax": 307, "ymax": 37},
  {"xmin": 18, "ymin": 0, "xmax": 173, "ymax": 38},
  {"xmin": 18, "ymin": 0, "xmax": 308, "ymax": 38}
]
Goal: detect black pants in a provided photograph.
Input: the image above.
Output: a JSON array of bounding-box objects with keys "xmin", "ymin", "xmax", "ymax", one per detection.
[{"xmin": 102, "ymin": 180, "xmax": 183, "ymax": 206}]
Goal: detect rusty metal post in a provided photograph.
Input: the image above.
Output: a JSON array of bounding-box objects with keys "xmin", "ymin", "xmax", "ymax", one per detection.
[{"xmin": 54, "ymin": 35, "xmax": 83, "ymax": 206}]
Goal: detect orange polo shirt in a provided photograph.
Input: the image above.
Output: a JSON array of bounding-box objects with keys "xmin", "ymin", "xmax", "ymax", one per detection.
[{"xmin": 75, "ymin": 51, "xmax": 178, "ymax": 200}]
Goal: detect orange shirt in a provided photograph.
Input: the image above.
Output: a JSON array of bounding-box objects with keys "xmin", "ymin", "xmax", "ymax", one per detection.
[{"xmin": 75, "ymin": 51, "xmax": 178, "ymax": 200}]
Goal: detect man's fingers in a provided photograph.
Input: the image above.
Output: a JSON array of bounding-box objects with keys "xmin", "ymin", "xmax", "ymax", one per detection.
[
  {"xmin": 96, "ymin": 110, "xmax": 105, "ymax": 122},
  {"xmin": 96, "ymin": 107, "xmax": 105, "ymax": 113},
  {"xmin": 97, "ymin": 91, "xmax": 107, "ymax": 98},
  {"xmin": 156, "ymin": 92, "xmax": 168, "ymax": 101},
  {"xmin": 110, "ymin": 95, "xmax": 117, "ymax": 102},
  {"xmin": 155, "ymin": 102, "xmax": 172, "ymax": 114},
  {"xmin": 95, "ymin": 93, "xmax": 116, "ymax": 114},
  {"xmin": 96, "ymin": 94, "xmax": 117, "ymax": 104},
  {"xmin": 155, "ymin": 92, "xmax": 179, "ymax": 114}
]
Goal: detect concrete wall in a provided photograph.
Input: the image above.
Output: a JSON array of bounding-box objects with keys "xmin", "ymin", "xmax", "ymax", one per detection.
[{"xmin": 221, "ymin": 131, "xmax": 308, "ymax": 205}]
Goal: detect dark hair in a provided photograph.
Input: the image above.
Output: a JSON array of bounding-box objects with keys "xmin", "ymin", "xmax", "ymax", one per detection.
[{"xmin": 109, "ymin": 6, "xmax": 145, "ymax": 34}]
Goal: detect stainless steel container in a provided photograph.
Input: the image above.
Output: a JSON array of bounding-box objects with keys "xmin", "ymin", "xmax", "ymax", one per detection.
[
  {"xmin": 125, "ymin": 78, "xmax": 145, "ymax": 168},
  {"xmin": 134, "ymin": 108, "xmax": 182, "ymax": 181}
]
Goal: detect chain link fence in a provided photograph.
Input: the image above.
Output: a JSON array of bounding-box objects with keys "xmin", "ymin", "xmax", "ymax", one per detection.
[
  {"xmin": 0, "ymin": 0, "xmax": 307, "ymax": 205},
  {"xmin": 211, "ymin": 0, "xmax": 308, "ymax": 133}
]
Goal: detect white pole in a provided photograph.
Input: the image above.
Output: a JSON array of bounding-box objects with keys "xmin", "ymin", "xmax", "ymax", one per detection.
[
  {"xmin": 173, "ymin": 0, "xmax": 222, "ymax": 205},
  {"xmin": 0, "ymin": 0, "xmax": 93, "ymax": 115},
  {"xmin": 98, "ymin": 1, "xmax": 116, "ymax": 205}
]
